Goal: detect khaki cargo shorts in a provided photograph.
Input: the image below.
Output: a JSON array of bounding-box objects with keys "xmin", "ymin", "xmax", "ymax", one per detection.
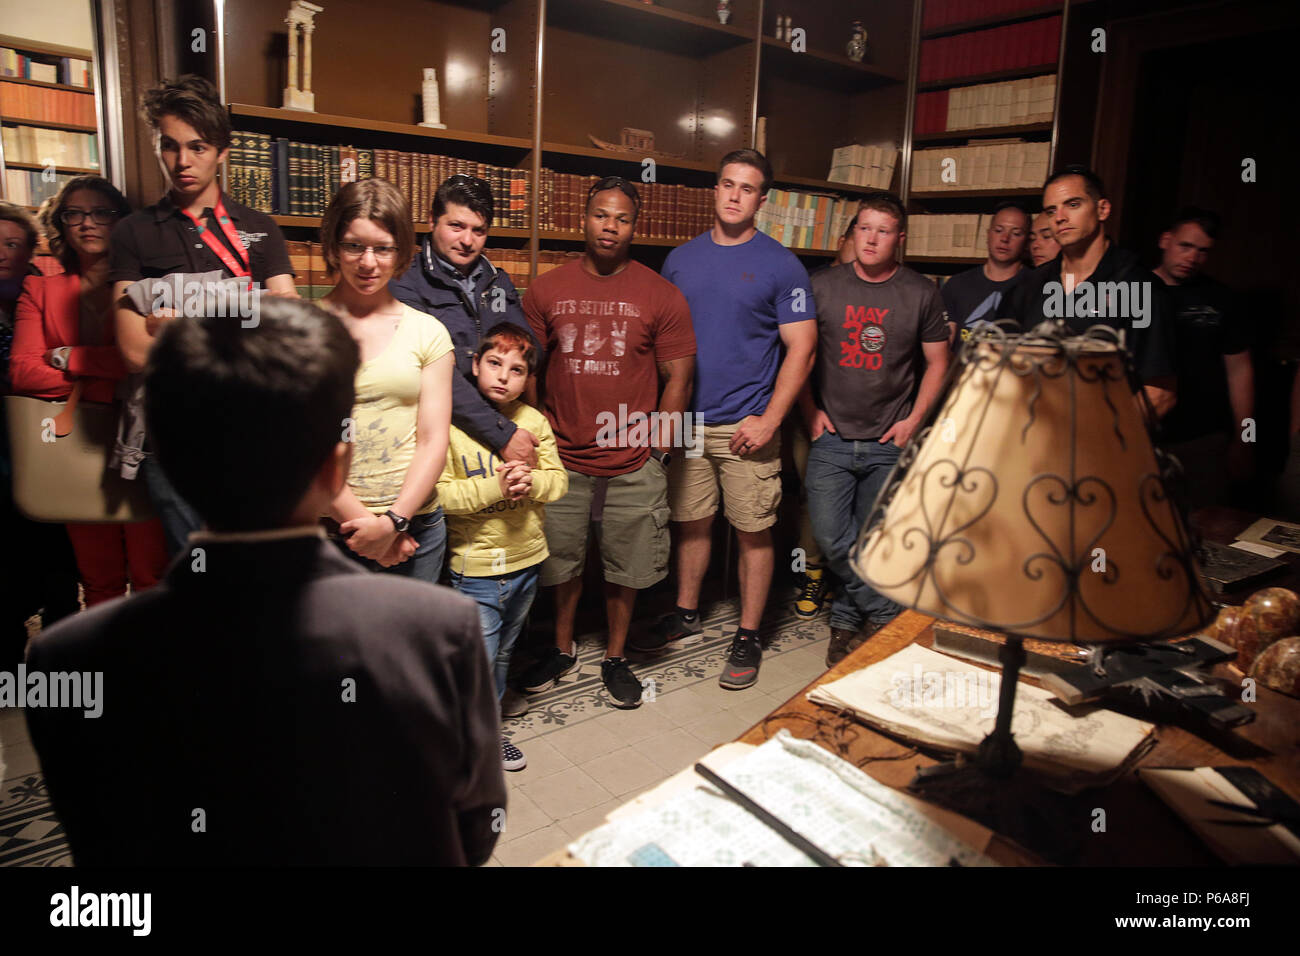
[
  {"xmin": 540, "ymin": 458, "xmax": 670, "ymax": 589},
  {"xmin": 667, "ymin": 422, "xmax": 782, "ymax": 532}
]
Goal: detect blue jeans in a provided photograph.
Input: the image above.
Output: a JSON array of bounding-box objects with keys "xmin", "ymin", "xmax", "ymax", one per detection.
[
  {"xmin": 338, "ymin": 509, "xmax": 447, "ymax": 584},
  {"xmin": 141, "ymin": 455, "xmax": 202, "ymax": 558},
  {"xmin": 449, "ymin": 564, "xmax": 540, "ymax": 700},
  {"xmin": 805, "ymin": 432, "xmax": 903, "ymax": 632}
]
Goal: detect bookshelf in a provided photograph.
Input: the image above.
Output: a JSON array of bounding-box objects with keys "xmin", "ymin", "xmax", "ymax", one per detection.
[
  {"xmin": 901, "ymin": 0, "xmax": 1069, "ymax": 270},
  {"xmin": 914, "ymin": 121, "xmax": 1053, "ymax": 143},
  {"xmin": 0, "ymin": 34, "xmax": 101, "ymax": 207},
  {"xmin": 215, "ymin": 0, "xmax": 916, "ymax": 278}
]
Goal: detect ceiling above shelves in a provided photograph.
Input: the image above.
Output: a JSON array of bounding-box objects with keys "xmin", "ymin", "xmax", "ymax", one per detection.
[
  {"xmin": 760, "ymin": 37, "xmax": 905, "ymax": 91},
  {"xmin": 547, "ymin": 0, "xmax": 752, "ymax": 56}
]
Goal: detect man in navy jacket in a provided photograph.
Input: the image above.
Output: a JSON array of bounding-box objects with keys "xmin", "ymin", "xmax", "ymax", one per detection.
[
  {"xmin": 25, "ymin": 298, "xmax": 505, "ymax": 865},
  {"xmin": 391, "ymin": 174, "xmax": 544, "ymax": 466}
]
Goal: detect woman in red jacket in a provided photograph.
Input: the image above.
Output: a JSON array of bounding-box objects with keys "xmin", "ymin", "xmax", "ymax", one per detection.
[{"xmin": 11, "ymin": 176, "xmax": 168, "ymax": 606}]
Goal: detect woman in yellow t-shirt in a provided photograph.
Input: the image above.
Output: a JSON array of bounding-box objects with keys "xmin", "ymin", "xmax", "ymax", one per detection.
[{"xmin": 320, "ymin": 179, "xmax": 455, "ymax": 581}]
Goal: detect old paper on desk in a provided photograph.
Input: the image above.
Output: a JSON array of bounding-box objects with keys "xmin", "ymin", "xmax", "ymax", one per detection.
[
  {"xmin": 567, "ymin": 730, "xmax": 996, "ymax": 867},
  {"xmin": 808, "ymin": 643, "xmax": 1156, "ymax": 793},
  {"xmin": 1138, "ymin": 767, "xmax": 1300, "ymax": 865}
]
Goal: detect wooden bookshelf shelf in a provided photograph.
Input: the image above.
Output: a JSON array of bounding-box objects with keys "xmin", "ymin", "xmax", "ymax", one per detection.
[
  {"xmin": 913, "ymin": 122, "xmax": 1053, "ymax": 143},
  {"xmin": 228, "ymin": 104, "xmax": 533, "ymax": 151},
  {"xmin": 772, "ymin": 172, "xmax": 888, "ymax": 195},
  {"xmin": 271, "ymin": 214, "xmax": 532, "ymax": 240},
  {"xmin": 918, "ymin": 63, "xmax": 1056, "ymax": 91},
  {"xmin": 541, "ymin": 141, "xmax": 715, "ymax": 175},
  {"xmin": 1, "ymin": 115, "xmax": 96, "ymax": 133},
  {"xmin": 537, "ymin": 229, "xmax": 682, "ymax": 248},
  {"xmin": 788, "ymin": 247, "xmax": 838, "ymax": 258},
  {"xmin": 0, "ymin": 76, "xmax": 94, "ymax": 95},
  {"xmin": 922, "ymin": 4, "xmax": 1063, "ymax": 40},
  {"xmin": 910, "ymin": 188, "xmax": 1043, "ymax": 199},
  {"xmin": 547, "ymin": 0, "xmax": 752, "ymax": 56},
  {"xmin": 0, "ymin": 34, "xmax": 92, "ymax": 60},
  {"xmin": 760, "ymin": 37, "xmax": 904, "ymax": 90},
  {"xmin": 3, "ymin": 160, "xmax": 99, "ymax": 175},
  {"xmin": 906, "ymin": 254, "xmax": 984, "ymax": 264}
]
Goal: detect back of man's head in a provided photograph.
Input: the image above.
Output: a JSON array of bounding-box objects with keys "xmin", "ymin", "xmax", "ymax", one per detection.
[{"xmin": 145, "ymin": 297, "xmax": 359, "ymax": 532}]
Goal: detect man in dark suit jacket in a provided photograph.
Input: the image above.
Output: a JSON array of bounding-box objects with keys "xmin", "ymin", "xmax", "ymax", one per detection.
[{"xmin": 24, "ymin": 296, "xmax": 506, "ymax": 866}]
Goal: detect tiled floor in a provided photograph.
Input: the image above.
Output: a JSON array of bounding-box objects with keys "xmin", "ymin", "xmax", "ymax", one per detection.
[
  {"xmin": 0, "ymin": 586, "xmax": 833, "ymax": 867},
  {"xmin": 485, "ymin": 601, "xmax": 832, "ymax": 866}
]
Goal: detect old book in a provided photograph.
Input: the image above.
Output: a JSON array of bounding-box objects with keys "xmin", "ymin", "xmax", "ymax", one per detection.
[
  {"xmin": 987, "ymin": 143, "xmax": 1009, "ymax": 188},
  {"xmin": 808, "ymin": 643, "xmax": 1156, "ymax": 793},
  {"xmin": 1138, "ymin": 766, "xmax": 1300, "ymax": 865}
]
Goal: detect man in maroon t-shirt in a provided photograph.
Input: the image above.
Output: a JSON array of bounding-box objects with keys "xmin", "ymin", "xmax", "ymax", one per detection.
[{"xmin": 521, "ymin": 177, "xmax": 696, "ymax": 708}]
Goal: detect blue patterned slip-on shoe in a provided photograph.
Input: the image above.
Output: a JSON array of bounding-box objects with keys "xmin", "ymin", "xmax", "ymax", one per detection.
[{"xmin": 502, "ymin": 738, "xmax": 527, "ymax": 772}]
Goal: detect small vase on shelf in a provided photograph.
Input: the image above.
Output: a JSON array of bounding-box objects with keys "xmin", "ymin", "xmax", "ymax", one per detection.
[
  {"xmin": 846, "ymin": 19, "xmax": 868, "ymax": 63},
  {"xmin": 716, "ymin": 0, "xmax": 731, "ymax": 26}
]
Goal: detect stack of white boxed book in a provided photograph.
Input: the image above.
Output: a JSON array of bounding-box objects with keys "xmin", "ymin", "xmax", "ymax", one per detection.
[
  {"xmin": 946, "ymin": 75, "xmax": 1056, "ymax": 130},
  {"xmin": 911, "ymin": 140, "xmax": 1050, "ymax": 192},
  {"xmin": 906, "ymin": 214, "xmax": 993, "ymax": 258},
  {"xmin": 827, "ymin": 144, "xmax": 900, "ymax": 189}
]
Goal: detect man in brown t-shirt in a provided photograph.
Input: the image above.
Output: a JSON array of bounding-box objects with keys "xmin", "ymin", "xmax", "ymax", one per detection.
[{"xmin": 521, "ymin": 177, "xmax": 696, "ymax": 708}]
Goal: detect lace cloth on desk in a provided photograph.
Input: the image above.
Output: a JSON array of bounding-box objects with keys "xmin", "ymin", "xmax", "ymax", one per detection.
[{"xmin": 567, "ymin": 730, "xmax": 996, "ymax": 867}]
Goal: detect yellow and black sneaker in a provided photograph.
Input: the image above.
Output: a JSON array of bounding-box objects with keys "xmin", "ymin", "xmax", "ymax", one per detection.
[{"xmin": 794, "ymin": 567, "xmax": 829, "ymax": 618}]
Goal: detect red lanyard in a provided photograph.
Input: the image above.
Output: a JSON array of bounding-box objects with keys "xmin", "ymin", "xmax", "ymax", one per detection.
[{"xmin": 181, "ymin": 199, "xmax": 251, "ymax": 279}]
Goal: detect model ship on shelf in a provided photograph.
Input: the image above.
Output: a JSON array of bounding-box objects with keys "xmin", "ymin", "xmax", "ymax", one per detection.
[{"xmin": 587, "ymin": 131, "xmax": 687, "ymax": 162}]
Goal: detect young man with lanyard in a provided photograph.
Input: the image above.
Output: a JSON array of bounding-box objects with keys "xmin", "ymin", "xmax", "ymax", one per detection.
[
  {"xmin": 390, "ymin": 174, "xmax": 543, "ymax": 470},
  {"xmin": 997, "ymin": 165, "xmax": 1177, "ymax": 419},
  {"xmin": 521, "ymin": 176, "xmax": 696, "ymax": 709},
  {"xmin": 632, "ymin": 149, "xmax": 816, "ymax": 692},
  {"xmin": 941, "ymin": 201, "xmax": 1030, "ymax": 349},
  {"xmin": 800, "ymin": 194, "xmax": 950, "ymax": 667},
  {"xmin": 1154, "ymin": 206, "xmax": 1254, "ymax": 507},
  {"xmin": 111, "ymin": 75, "xmax": 295, "ymax": 555}
]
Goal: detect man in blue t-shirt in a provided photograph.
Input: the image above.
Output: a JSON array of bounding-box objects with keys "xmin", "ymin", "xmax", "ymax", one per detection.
[{"xmin": 630, "ymin": 149, "xmax": 816, "ymax": 691}]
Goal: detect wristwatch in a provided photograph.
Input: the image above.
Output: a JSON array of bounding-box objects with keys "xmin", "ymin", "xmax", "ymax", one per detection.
[
  {"xmin": 650, "ymin": 449, "xmax": 672, "ymax": 468},
  {"xmin": 49, "ymin": 347, "xmax": 71, "ymax": 371},
  {"xmin": 383, "ymin": 510, "xmax": 411, "ymax": 533}
]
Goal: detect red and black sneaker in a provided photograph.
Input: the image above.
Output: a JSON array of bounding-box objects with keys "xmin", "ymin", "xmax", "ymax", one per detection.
[{"xmin": 718, "ymin": 633, "xmax": 762, "ymax": 690}]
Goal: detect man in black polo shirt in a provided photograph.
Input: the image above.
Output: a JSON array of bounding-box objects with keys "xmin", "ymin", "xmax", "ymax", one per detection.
[
  {"xmin": 1154, "ymin": 207, "xmax": 1253, "ymax": 507},
  {"xmin": 942, "ymin": 201, "xmax": 1030, "ymax": 349},
  {"xmin": 110, "ymin": 75, "xmax": 295, "ymax": 554},
  {"xmin": 998, "ymin": 165, "xmax": 1176, "ymax": 418}
]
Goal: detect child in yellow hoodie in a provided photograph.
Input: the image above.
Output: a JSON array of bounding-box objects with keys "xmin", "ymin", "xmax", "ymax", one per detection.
[{"xmin": 437, "ymin": 322, "xmax": 567, "ymax": 772}]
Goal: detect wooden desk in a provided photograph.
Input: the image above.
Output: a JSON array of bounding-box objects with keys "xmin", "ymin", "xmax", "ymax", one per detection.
[
  {"xmin": 539, "ymin": 599, "xmax": 1299, "ymax": 866},
  {"xmin": 740, "ymin": 609, "xmax": 1300, "ymax": 866}
]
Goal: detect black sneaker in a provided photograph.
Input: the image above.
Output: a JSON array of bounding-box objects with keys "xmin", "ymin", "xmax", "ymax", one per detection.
[
  {"xmin": 501, "ymin": 688, "xmax": 530, "ymax": 719},
  {"xmin": 718, "ymin": 634, "xmax": 762, "ymax": 690},
  {"xmin": 520, "ymin": 645, "xmax": 579, "ymax": 694},
  {"xmin": 502, "ymin": 738, "xmax": 527, "ymax": 772},
  {"xmin": 601, "ymin": 657, "xmax": 643, "ymax": 708},
  {"xmin": 630, "ymin": 609, "xmax": 704, "ymax": 653},
  {"xmin": 826, "ymin": 620, "xmax": 885, "ymax": 668}
]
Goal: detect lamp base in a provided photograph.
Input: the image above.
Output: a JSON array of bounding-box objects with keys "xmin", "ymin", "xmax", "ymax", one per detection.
[
  {"xmin": 908, "ymin": 634, "xmax": 1082, "ymax": 863},
  {"xmin": 907, "ymin": 759, "xmax": 1086, "ymax": 864}
]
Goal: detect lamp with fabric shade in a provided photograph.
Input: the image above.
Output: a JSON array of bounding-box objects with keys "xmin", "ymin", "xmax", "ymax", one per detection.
[{"xmin": 851, "ymin": 321, "xmax": 1214, "ymax": 778}]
